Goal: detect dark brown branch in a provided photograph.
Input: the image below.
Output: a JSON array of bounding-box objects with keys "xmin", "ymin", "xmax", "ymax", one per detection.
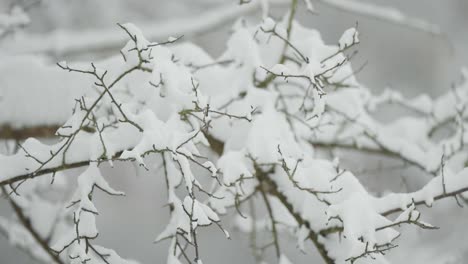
[{"xmin": 0, "ymin": 125, "xmax": 59, "ymax": 140}]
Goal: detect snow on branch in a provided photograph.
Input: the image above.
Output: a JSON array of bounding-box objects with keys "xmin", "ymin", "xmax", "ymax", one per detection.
[{"xmin": 0, "ymin": 7, "xmax": 466, "ymax": 264}]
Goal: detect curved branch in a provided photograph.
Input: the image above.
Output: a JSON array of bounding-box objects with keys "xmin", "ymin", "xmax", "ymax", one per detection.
[
  {"xmin": 318, "ymin": 0, "xmax": 441, "ymax": 35},
  {"xmin": 1, "ymin": 1, "xmax": 290, "ymax": 57}
]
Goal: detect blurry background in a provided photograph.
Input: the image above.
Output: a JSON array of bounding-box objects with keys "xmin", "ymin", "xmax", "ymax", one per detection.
[{"xmin": 0, "ymin": 0, "xmax": 467, "ymax": 263}]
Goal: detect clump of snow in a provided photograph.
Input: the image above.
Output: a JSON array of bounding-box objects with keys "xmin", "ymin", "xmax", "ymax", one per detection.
[
  {"xmin": 120, "ymin": 23, "xmax": 151, "ymax": 50},
  {"xmin": 339, "ymin": 27, "xmax": 359, "ymax": 50},
  {"xmin": 261, "ymin": 17, "xmax": 276, "ymax": 32}
]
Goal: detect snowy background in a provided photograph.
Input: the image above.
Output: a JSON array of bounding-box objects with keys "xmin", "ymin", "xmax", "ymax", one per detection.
[{"xmin": 1, "ymin": 0, "xmax": 467, "ymax": 263}]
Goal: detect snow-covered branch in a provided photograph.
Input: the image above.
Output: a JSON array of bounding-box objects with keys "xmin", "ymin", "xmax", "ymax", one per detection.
[{"xmin": 0, "ymin": 4, "xmax": 466, "ymax": 264}]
